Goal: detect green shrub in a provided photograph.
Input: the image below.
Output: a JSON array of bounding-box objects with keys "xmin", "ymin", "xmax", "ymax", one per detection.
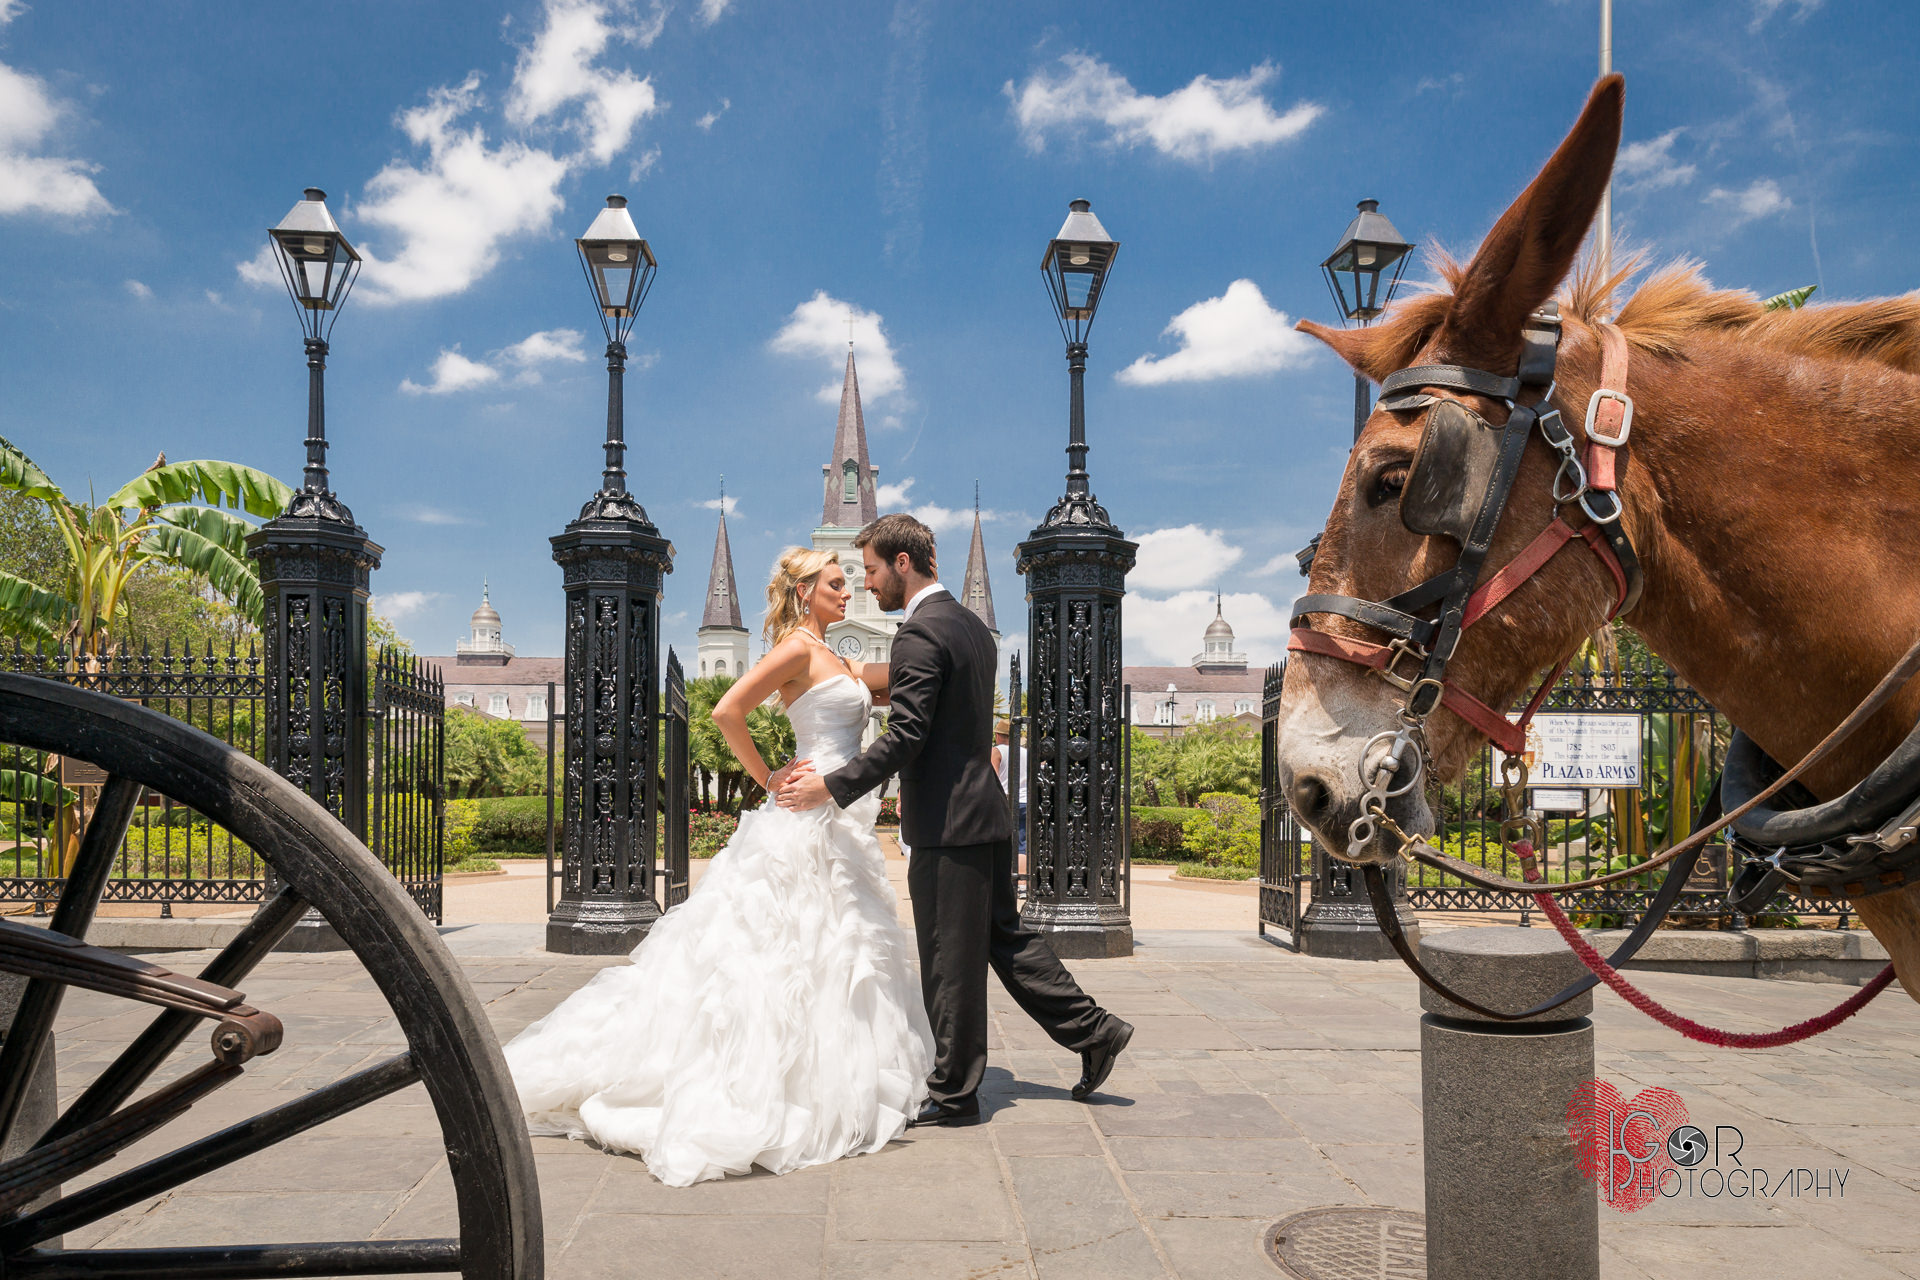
[
  {"xmin": 1180, "ymin": 793, "xmax": 1259, "ymax": 870},
  {"xmin": 470, "ymin": 801, "xmax": 548, "ymax": 853},
  {"xmin": 1130, "ymin": 806, "xmax": 1196, "ymax": 859},
  {"xmin": 879, "ymin": 797, "xmax": 899, "ymax": 826},
  {"xmin": 1174, "ymin": 861, "xmax": 1258, "ymax": 881}
]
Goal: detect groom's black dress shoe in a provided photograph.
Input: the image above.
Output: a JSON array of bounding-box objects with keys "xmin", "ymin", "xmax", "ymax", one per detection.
[
  {"xmin": 1073, "ymin": 1019, "xmax": 1134, "ymax": 1101},
  {"xmin": 908, "ymin": 1101, "xmax": 982, "ymax": 1128}
]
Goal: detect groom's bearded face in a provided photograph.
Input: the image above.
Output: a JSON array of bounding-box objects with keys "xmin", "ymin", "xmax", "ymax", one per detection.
[{"xmin": 863, "ymin": 549, "xmax": 906, "ymax": 612}]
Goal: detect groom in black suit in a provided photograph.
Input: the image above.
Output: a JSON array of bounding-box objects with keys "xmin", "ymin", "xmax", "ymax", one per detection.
[{"xmin": 778, "ymin": 513, "xmax": 1132, "ymax": 1126}]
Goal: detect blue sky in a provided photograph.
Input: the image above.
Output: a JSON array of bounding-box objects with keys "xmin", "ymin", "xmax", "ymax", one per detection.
[{"xmin": 3, "ymin": 0, "xmax": 1913, "ymax": 672}]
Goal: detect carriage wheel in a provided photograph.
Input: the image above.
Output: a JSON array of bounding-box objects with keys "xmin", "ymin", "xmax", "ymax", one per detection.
[{"xmin": 0, "ymin": 674, "xmax": 541, "ymax": 1278}]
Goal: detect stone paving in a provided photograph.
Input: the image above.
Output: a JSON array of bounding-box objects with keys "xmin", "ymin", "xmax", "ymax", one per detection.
[{"xmin": 35, "ymin": 922, "xmax": 1920, "ymax": 1279}]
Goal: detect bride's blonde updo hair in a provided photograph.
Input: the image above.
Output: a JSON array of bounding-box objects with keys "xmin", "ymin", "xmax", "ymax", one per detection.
[{"xmin": 764, "ymin": 547, "xmax": 840, "ymax": 646}]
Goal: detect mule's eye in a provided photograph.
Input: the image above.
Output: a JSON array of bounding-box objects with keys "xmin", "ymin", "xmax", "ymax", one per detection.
[{"xmin": 1370, "ymin": 464, "xmax": 1408, "ymax": 507}]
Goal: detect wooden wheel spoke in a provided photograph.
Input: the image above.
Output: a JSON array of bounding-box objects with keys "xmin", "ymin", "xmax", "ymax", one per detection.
[
  {"xmin": 2, "ymin": 1054, "xmax": 420, "ymax": 1251},
  {"xmin": 42, "ymin": 887, "xmax": 307, "ymax": 1148},
  {"xmin": 6, "ymin": 1238, "xmax": 461, "ymax": 1278},
  {"xmin": 0, "ymin": 1060, "xmax": 241, "ymax": 1217},
  {"xmin": 0, "ymin": 776, "xmax": 144, "ymax": 1148}
]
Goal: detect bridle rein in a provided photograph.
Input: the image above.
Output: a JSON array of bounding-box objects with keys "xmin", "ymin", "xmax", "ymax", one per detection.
[{"xmin": 1288, "ymin": 302, "xmax": 1644, "ymax": 852}]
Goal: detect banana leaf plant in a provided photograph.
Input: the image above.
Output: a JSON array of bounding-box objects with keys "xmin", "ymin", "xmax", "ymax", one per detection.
[{"xmin": 0, "ymin": 435, "xmax": 291, "ymax": 662}]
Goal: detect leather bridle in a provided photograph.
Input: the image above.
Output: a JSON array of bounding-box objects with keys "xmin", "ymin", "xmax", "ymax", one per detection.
[{"xmin": 1288, "ymin": 302, "xmax": 1646, "ymax": 851}]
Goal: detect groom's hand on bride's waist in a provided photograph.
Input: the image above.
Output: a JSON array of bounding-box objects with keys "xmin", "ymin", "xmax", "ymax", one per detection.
[
  {"xmin": 765, "ymin": 758, "xmax": 812, "ymax": 794},
  {"xmin": 777, "ymin": 766, "xmax": 831, "ymax": 812}
]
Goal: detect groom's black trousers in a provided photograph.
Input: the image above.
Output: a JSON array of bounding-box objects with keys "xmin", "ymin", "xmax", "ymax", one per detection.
[{"xmin": 907, "ymin": 838, "xmax": 1114, "ymax": 1109}]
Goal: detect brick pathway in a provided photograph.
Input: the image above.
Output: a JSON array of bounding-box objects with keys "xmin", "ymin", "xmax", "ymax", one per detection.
[{"xmin": 41, "ymin": 925, "xmax": 1920, "ymax": 1279}]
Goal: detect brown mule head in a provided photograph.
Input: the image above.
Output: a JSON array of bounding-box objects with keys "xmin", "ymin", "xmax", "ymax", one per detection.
[{"xmin": 1277, "ymin": 75, "xmax": 1626, "ymax": 863}]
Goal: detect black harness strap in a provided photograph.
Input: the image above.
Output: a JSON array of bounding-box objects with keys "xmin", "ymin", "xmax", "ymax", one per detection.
[
  {"xmin": 1362, "ymin": 781, "xmax": 1724, "ymax": 1022},
  {"xmin": 1379, "ymin": 364, "xmax": 1522, "ymax": 407}
]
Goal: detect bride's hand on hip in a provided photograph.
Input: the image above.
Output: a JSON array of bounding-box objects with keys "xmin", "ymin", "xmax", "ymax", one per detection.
[{"xmin": 778, "ymin": 770, "xmax": 832, "ymax": 812}]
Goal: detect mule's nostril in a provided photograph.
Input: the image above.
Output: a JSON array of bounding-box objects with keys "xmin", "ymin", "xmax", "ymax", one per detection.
[{"xmin": 1292, "ymin": 774, "xmax": 1333, "ymax": 827}]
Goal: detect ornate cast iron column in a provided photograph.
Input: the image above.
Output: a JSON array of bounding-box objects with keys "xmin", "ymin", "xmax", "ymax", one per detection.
[
  {"xmin": 247, "ymin": 188, "xmax": 378, "ymax": 953},
  {"xmin": 1018, "ymin": 199, "xmax": 1135, "ymax": 958},
  {"xmin": 547, "ymin": 195, "xmax": 673, "ymax": 955}
]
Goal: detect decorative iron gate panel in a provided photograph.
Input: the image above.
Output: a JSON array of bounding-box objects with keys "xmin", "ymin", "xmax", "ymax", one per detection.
[
  {"xmin": 1257, "ymin": 664, "xmax": 1309, "ymax": 945},
  {"xmin": 370, "ymin": 647, "xmax": 445, "ymax": 923},
  {"xmin": 660, "ymin": 650, "xmax": 690, "ymax": 910}
]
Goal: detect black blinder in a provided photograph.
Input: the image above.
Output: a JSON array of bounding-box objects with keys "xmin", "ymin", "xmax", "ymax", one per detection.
[{"xmin": 1400, "ymin": 399, "xmax": 1503, "ymax": 542}]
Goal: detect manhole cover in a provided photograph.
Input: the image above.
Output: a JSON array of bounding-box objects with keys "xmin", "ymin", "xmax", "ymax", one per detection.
[{"xmin": 1264, "ymin": 1207, "xmax": 1426, "ymax": 1280}]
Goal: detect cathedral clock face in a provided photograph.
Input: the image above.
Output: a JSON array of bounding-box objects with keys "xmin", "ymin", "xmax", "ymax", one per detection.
[{"xmin": 837, "ymin": 635, "xmax": 864, "ymax": 659}]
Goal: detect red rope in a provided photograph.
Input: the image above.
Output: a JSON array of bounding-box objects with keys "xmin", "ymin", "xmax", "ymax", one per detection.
[{"xmin": 1532, "ymin": 891, "xmax": 1898, "ymax": 1048}]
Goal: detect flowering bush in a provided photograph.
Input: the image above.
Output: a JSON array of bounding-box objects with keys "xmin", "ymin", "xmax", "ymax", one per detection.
[
  {"xmin": 692, "ymin": 810, "xmax": 739, "ymax": 858},
  {"xmin": 1180, "ymin": 793, "xmax": 1260, "ymax": 870},
  {"xmin": 878, "ymin": 797, "xmax": 899, "ymax": 826}
]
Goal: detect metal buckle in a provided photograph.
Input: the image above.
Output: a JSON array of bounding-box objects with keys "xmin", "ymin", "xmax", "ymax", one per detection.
[
  {"xmin": 1579, "ymin": 488, "xmax": 1624, "ymax": 525},
  {"xmin": 1379, "ymin": 638, "xmax": 1426, "ymax": 692},
  {"xmin": 1407, "ymin": 677, "xmax": 1445, "ymax": 718},
  {"xmin": 1584, "ymin": 388, "xmax": 1633, "ymax": 447}
]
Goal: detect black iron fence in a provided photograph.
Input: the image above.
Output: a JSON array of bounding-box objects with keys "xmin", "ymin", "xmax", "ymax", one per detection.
[
  {"xmin": 1259, "ymin": 652, "xmax": 1850, "ymax": 932},
  {"xmin": 1, "ymin": 639, "xmax": 448, "ymax": 920},
  {"xmin": 0, "ymin": 641, "xmax": 267, "ymax": 914},
  {"xmin": 371, "ymin": 646, "xmax": 446, "ymax": 923}
]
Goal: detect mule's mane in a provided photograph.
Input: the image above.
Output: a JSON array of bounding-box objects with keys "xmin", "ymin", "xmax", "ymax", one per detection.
[{"xmin": 1370, "ymin": 249, "xmax": 1920, "ymax": 376}]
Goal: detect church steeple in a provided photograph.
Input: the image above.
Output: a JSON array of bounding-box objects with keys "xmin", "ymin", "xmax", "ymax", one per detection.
[
  {"xmin": 820, "ymin": 348, "xmax": 879, "ymax": 528},
  {"xmin": 697, "ymin": 478, "xmax": 752, "ymax": 679},
  {"xmin": 962, "ymin": 482, "xmax": 997, "ymax": 634},
  {"xmin": 701, "ymin": 481, "xmax": 744, "ymax": 631}
]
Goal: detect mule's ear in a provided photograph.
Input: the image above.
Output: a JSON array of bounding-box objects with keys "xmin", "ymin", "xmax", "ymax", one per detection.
[
  {"xmin": 1297, "ymin": 319, "xmax": 1401, "ymax": 383},
  {"xmin": 1437, "ymin": 74, "xmax": 1623, "ymax": 366}
]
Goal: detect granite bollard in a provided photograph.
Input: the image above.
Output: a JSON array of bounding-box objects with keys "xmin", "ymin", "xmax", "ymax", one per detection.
[{"xmin": 1419, "ymin": 927, "xmax": 1598, "ymax": 1280}]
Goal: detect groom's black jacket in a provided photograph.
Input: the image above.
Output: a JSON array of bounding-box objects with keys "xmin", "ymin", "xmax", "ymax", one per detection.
[{"xmin": 822, "ymin": 592, "xmax": 1011, "ymax": 849}]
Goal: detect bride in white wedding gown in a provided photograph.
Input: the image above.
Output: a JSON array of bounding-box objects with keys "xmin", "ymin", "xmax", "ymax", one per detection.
[{"xmin": 505, "ymin": 548, "xmax": 934, "ymax": 1187}]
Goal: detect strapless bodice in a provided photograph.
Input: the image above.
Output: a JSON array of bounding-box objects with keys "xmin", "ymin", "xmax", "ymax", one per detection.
[{"xmin": 786, "ymin": 674, "xmax": 872, "ymax": 774}]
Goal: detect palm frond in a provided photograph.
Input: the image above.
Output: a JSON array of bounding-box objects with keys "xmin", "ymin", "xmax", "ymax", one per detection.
[
  {"xmin": 0, "ymin": 571, "xmax": 73, "ymax": 645},
  {"xmin": 0, "ymin": 434, "xmax": 65, "ymax": 503},
  {"xmin": 1763, "ymin": 285, "xmax": 1817, "ymax": 312},
  {"xmin": 139, "ymin": 520, "xmax": 265, "ymax": 622},
  {"xmin": 106, "ymin": 460, "xmax": 292, "ymax": 520}
]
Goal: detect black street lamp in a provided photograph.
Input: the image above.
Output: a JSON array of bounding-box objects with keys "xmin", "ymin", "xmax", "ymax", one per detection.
[
  {"xmin": 1015, "ymin": 198, "xmax": 1138, "ymax": 959},
  {"xmin": 547, "ymin": 195, "xmax": 675, "ymax": 955},
  {"xmin": 1321, "ymin": 199, "xmax": 1412, "ymax": 441},
  {"xmin": 246, "ymin": 187, "xmax": 381, "ymax": 952}
]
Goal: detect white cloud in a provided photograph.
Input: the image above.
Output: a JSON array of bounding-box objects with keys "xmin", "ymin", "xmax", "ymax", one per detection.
[
  {"xmin": 1254, "ymin": 551, "xmax": 1298, "ymax": 577},
  {"xmin": 499, "ymin": 328, "xmax": 588, "ymax": 366},
  {"xmin": 700, "ymin": 494, "xmax": 740, "ymax": 515},
  {"xmin": 506, "ymin": 0, "xmax": 663, "ymax": 165},
  {"xmin": 234, "ymin": 243, "xmax": 279, "ymax": 288},
  {"xmin": 1616, "ymin": 129, "xmax": 1696, "ymax": 191},
  {"xmin": 869, "ymin": 476, "xmax": 1008, "ymax": 533},
  {"xmin": 1750, "ymin": 0, "xmax": 1821, "ymax": 31},
  {"xmin": 627, "ymin": 145, "xmax": 659, "ymax": 183},
  {"xmin": 0, "ymin": 61, "xmax": 112, "ymax": 217},
  {"xmin": 697, "ymin": 0, "xmax": 731, "ymax": 25},
  {"xmin": 351, "ymin": 77, "xmax": 571, "ymax": 305},
  {"xmin": 1131, "ymin": 525, "xmax": 1245, "ymax": 594},
  {"xmin": 0, "ymin": 2, "xmax": 24, "ymax": 26},
  {"xmin": 401, "ymin": 507, "xmax": 471, "ymax": 525},
  {"xmin": 1006, "ymin": 54, "xmax": 1321, "ymax": 162},
  {"xmin": 123, "ymin": 279, "xmax": 152, "ymax": 300},
  {"xmin": 695, "ymin": 98, "xmax": 730, "ymax": 131},
  {"xmin": 771, "ymin": 291, "xmax": 906, "ymax": 402},
  {"xmin": 1126, "ymin": 589, "xmax": 1291, "ymax": 668},
  {"xmin": 1117, "ymin": 279, "xmax": 1317, "ymax": 386},
  {"xmin": 401, "ymin": 347, "xmax": 501, "ymax": 395},
  {"xmin": 1705, "ymin": 178, "xmax": 1792, "ymax": 227},
  {"xmin": 370, "ymin": 590, "xmax": 443, "ymax": 624}
]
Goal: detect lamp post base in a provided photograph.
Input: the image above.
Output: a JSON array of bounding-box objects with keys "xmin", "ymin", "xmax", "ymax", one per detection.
[
  {"xmin": 1295, "ymin": 897, "xmax": 1420, "ymax": 961},
  {"xmin": 1022, "ymin": 902, "xmax": 1134, "ymax": 959},
  {"xmin": 545, "ymin": 897, "xmax": 662, "ymax": 956},
  {"xmin": 274, "ymin": 910, "xmax": 349, "ymax": 953}
]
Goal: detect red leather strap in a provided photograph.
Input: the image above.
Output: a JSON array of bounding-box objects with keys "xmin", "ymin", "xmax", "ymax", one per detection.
[
  {"xmin": 1288, "ymin": 628, "xmax": 1528, "ymax": 755},
  {"xmin": 1464, "ymin": 518, "xmax": 1579, "ymax": 627},
  {"xmin": 1587, "ymin": 324, "xmax": 1630, "ymax": 492}
]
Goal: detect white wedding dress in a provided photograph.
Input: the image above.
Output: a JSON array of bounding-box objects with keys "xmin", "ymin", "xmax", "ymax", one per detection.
[{"xmin": 504, "ymin": 673, "xmax": 934, "ymax": 1187}]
